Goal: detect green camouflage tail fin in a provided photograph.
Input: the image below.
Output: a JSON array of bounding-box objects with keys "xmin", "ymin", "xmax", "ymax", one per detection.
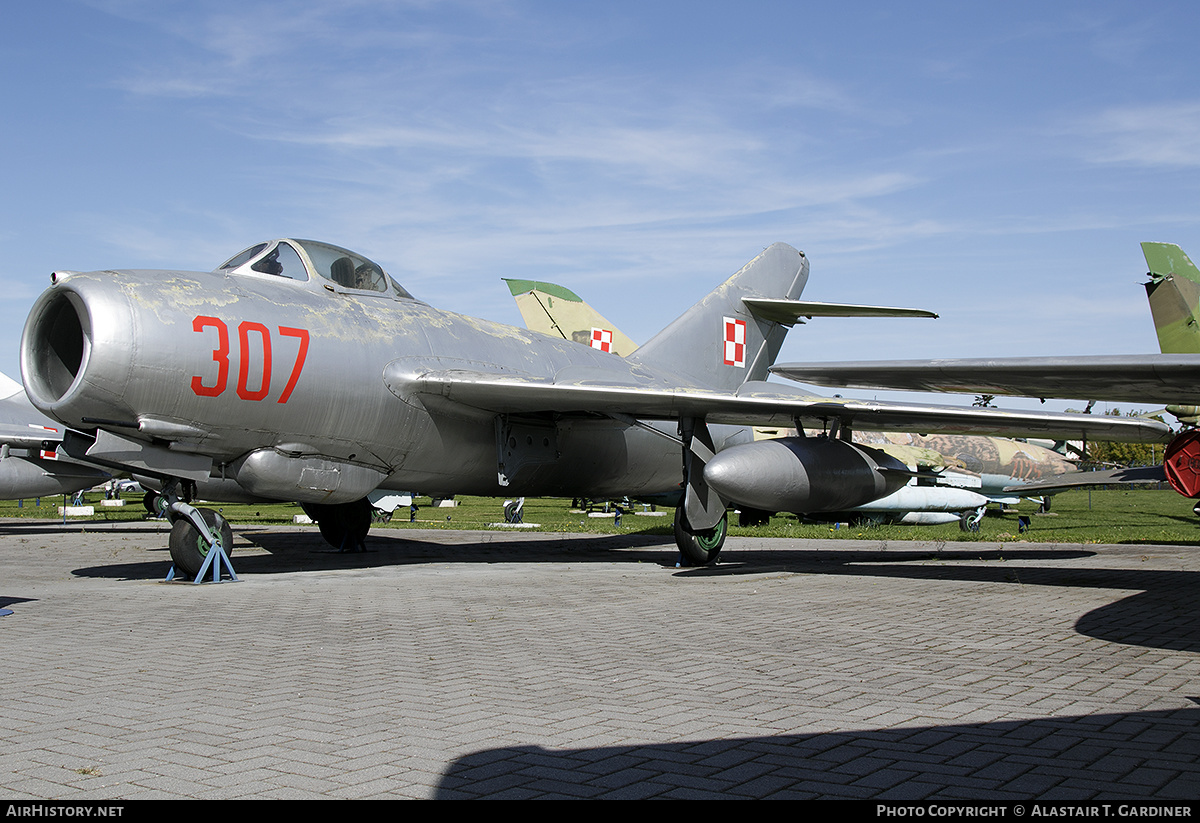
[
  {"xmin": 503, "ymin": 278, "xmax": 638, "ymax": 356},
  {"xmin": 1142, "ymin": 242, "xmax": 1200, "ymax": 423},
  {"xmin": 1143, "ymin": 242, "xmax": 1200, "ymax": 354}
]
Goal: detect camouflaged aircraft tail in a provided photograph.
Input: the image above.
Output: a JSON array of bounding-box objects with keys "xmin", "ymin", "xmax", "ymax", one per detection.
[
  {"xmin": 503, "ymin": 278, "xmax": 639, "ymax": 357},
  {"xmin": 1143, "ymin": 242, "xmax": 1200, "ymax": 355},
  {"xmin": 1142, "ymin": 243, "xmax": 1200, "ymax": 422},
  {"xmin": 628, "ymin": 243, "xmax": 809, "ymax": 393}
]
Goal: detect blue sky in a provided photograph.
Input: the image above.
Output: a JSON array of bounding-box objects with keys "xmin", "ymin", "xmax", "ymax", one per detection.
[{"xmin": 3, "ymin": 1, "xmax": 1199, "ymax": 412}]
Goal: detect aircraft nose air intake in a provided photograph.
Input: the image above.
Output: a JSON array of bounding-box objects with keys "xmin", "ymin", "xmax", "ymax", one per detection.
[
  {"xmin": 21, "ymin": 277, "xmax": 134, "ymax": 428},
  {"xmin": 22, "ymin": 288, "xmax": 91, "ymax": 407}
]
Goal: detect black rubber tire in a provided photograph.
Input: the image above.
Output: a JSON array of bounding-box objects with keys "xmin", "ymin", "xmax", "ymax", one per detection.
[
  {"xmin": 169, "ymin": 508, "xmax": 234, "ymax": 578},
  {"xmin": 143, "ymin": 491, "xmax": 164, "ymax": 517},
  {"xmin": 674, "ymin": 507, "xmax": 727, "ymax": 566},
  {"xmin": 304, "ymin": 498, "xmax": 372, "ymax": 551}
]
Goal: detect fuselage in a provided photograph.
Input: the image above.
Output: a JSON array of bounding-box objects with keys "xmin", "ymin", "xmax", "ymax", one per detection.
[{"xmin": 21, "ymin": 244, "xmax": 706, "ymax": 503}]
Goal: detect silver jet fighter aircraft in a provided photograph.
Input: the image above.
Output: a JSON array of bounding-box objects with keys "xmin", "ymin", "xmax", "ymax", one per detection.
[{"xmin": 19, "ymin": 239, "xmax": 1170, "ymax": 574}]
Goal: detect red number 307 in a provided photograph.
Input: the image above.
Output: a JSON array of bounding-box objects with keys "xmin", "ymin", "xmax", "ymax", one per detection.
[{"xmin": 190, "ymin": 316, "xmax": 310, "ymax": 404}]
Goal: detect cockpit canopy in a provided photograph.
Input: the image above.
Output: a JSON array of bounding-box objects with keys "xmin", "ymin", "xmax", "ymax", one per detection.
[{"xmin": 216, "ymin": 239, "xmax": 415, "ymax": 300}]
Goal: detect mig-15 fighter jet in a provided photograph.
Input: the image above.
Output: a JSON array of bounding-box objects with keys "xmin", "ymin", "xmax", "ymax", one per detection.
[{"xmin": 18, "ymin": 239, "xmax": 1169, "ymax": 574}]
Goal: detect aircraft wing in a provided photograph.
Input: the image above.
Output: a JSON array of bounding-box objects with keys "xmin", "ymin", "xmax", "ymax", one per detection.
[
  {"xmin": 0, "ymin": 398, "xmax": 65, "ymax": 450},
  {"xmin": 769, "ymin": 354, "xmax": 1200, "ymax": 405},
  {"xmin": 388, "ymin": 367, "xmax": 1172, "ymax": 442},
  {"xmin": 1001, "ymin": 464, "xmax": 1166, "ymax": 494},
  {"xmin": 0, "ymin": 374, "xmax": 64, "ymax": 450},
  {"xmin": 0, "ymin": 423, "xmax": 62, "ymax": 450}
]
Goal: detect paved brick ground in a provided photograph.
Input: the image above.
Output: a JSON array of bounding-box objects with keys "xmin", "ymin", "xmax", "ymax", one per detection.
[{"xmin": 0, "ymin": 518, "xmax": 1196, "ymax": 799}]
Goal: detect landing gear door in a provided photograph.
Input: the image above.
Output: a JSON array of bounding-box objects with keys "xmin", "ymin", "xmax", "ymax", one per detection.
[{"xmin": 681, "ymin": 418, "xmax": 725, "ymax": 531}]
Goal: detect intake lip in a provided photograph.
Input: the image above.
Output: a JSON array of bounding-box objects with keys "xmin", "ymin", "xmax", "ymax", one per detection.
[{"xmin": 21, "ymin": 286, "xmax": 92, "ymax": 413}]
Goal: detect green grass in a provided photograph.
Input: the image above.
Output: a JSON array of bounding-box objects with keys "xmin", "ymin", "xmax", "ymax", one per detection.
[{"xmin": 10, "ymin": 487, "xmax": 1200, "ymax": 545}]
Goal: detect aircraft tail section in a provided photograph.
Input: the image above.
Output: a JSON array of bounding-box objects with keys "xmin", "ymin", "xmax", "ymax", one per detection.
[
  {"xmin": 1143, "ymin": 242, "xmax": 1200, "ymax": 354},
  {"xmin": 629, "ymin": 243, "xmax": 809, "ymax": 392},
  {"xmin": 504, "ymin": 278, "xmax": 639, "ymax": 357}
]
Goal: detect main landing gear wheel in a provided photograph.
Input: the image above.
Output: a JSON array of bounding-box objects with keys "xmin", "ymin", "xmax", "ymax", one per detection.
[
  {"xmin": 674, "ymin": 507, "xmax": 727, "ymax": 566},
  {"xmin": 168, "ymin": 508, "xmax": 234, "ymax": 578},
  {"xmin": 143, "ymin": 491, "xmax": 166, "ymax": 518},
  {"xmin": 303, "ymin": 498, "xmax": 372, "ymax": 552}
]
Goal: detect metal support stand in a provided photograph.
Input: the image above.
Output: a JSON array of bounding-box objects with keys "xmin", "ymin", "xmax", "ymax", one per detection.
[
  {"xmin": 166, "ymin": 538, "xmax": 238, "ymax": 584},
  {"xmin": 162, "ymin": 482, "xmax": 239, "ymax": 584},
  {"xmin": 504, "ymin": 497, "xmax": 525, "ymax": 523}
]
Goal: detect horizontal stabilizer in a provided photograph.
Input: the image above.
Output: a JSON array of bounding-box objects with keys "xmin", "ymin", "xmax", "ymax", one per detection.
[{"xmin": 743, "ymin": 298, "xmax": 938, "ymax": 324}]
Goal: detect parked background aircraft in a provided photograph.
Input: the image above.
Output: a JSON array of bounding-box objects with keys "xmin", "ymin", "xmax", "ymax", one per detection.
[
  {"xmin": 770, "ymin": 242, "xmax": 1200, "ymax": 499},
  {"xmin": 18, "ymin": 239, "xmax": 1168, "ymax": 574},
  {"xmin": 0, "ymin": 371, "xmax": 109, "ymax": 499},
  {"xmin": 506, "ymin": 278, "xmax": 640, "ymax": 358},
  {"xmin": 1144, "ymin": 242, "xmax": 1200, "ymax": 356},
  {"xmin": 1141, "ymin": 242, "xmax": 1200, "ymax": 428}
]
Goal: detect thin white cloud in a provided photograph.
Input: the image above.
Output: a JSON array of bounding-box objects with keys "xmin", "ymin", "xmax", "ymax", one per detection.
[{"xmin": 1078, "ymin": 103, "xmax": 1200, "ymax": 168}]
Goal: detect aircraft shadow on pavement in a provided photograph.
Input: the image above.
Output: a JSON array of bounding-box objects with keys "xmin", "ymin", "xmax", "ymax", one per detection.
[
  {"xmin": 433, "ymin": 705, "xmax": 1200, "ymax": 799},
  {"xmin": 66, "ymin": 527, "xmax": 1200, "ymax": 654},
  {"xmin": 692, "ymin": 548, "xmax": 1200, "ymax": 654},
  {"xmin": 0, "ymin": 520, "xmax": 169, "ymax": 537},
  {"xmin": 68, "ymin": 526, "xmax": 675, "ymax": 582},
  {"xmin": 236, "ymin": 526, "xmax": 675, "ymax": 569}
]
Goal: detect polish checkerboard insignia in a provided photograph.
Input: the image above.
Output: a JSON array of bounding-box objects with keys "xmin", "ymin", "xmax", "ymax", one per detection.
[
  {"xmin": 723, "ymin": 317, "xmax": 746, "ymax": 367},
  {"xmin": 590, "ymin": 328, "xmax": 613, "ymax": 353}
]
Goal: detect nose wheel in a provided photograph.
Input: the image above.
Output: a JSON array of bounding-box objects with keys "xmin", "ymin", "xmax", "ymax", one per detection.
[
  {"xmin": 168, "ymin": 507, "xmax": 235, "ymax": 580},
  {"xmin": 158, "ymin": 479, "xmax": 238, "ymax": 583}
]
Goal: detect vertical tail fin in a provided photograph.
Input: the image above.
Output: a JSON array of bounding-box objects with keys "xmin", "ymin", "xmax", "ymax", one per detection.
[
  {"xmin": 628, "ymin": 243, "xmax": 809, "ymax": 392},
  {"xmin": 1143, "ymin": 242, "xmax": 1200, "ymax": 354},
  {"xmin": 503, "ymin": 278, "xmax": 639, "ymax": 356}
]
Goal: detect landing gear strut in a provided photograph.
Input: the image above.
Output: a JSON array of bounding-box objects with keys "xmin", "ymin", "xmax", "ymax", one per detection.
[{"xmin": 673, "ymin": 415, "xmax": 728, "ymax": 566}]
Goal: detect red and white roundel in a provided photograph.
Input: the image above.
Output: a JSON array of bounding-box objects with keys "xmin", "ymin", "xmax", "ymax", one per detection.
[
  {"xmin": 590, "ymin": 327, "xmax": 613, "ymax": 353},
  {"xmin": 723, "ymin": 317, "xmax": 746, "ymax": 368}
]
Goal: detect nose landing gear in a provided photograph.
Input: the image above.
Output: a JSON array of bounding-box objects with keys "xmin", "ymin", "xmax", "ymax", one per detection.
[{"xmin": 159, "ymin": 479, "xmax": 238, "ymax": 583}]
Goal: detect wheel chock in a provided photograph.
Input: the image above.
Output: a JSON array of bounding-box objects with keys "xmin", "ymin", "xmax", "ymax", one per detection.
[{"xmin": 165, "ymin": 539, "xmax": 239, "ymax": 584}]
